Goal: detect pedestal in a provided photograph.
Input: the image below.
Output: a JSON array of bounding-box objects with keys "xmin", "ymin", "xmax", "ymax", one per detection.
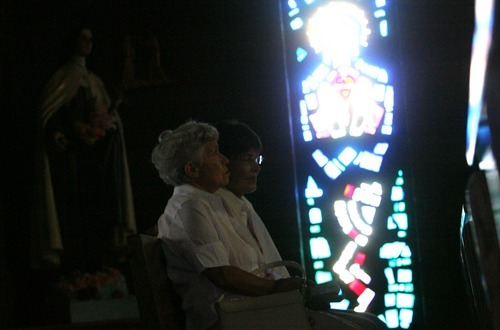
[{"xmin": 70, "ymin": 296, "xmax": 140, "ymax": 323}]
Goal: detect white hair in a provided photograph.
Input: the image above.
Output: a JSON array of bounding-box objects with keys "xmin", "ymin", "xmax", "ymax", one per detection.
[{"xmin": 151, "ymin": 121, "xmax": 218, "ymax": 186}]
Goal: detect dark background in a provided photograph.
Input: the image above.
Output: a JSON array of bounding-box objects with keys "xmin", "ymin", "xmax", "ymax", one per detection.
[{"xmin": 0, "ymin": 0, "xmax": 477, "ymax": 328}]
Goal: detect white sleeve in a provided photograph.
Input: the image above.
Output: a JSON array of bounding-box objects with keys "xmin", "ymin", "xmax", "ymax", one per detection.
[{"xmin": 176, "ymin": 199, "xmax": 230, "ymax": 272}]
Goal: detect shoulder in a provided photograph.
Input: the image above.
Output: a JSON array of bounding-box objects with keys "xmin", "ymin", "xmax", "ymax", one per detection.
[
  {"xmin": 241, "ymin": 196, "xmax": 255, "ymax": 212},
  {"xmin": 169, "ymin": 186, "xmax": 220, "ymax": 218},
  {"xmin": 44, "ymin": 64, "xmax": 77, "ymax": 89},
  {"xmin": 214, "ymin": 188, "xmax": 233, "ymax": 203}
]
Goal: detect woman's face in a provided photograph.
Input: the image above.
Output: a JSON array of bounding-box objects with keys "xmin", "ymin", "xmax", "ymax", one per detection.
[
  {"xmin": 74, "ymin": 28, "xmax": 93, "ymax": 57},
  {"xmin": 191, "ymin": 140, "xmax": 230, "ymax": 193},
  {"xmin": 226, "ymin": 148, "xmax": 261, "ymax": 197}
]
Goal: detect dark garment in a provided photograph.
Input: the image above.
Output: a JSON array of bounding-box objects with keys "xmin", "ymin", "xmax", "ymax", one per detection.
[{"xmin": 46, "ymin": 87, "xmax": 124, "ymax": 273}]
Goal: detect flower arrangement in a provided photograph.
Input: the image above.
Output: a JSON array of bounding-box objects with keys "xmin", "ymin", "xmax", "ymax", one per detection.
[
  {"xmin": 75, "ymin": 101, "xmax": 116, "ymax": 145},
  {"xmin": 57, "ymin": 267, "xmax": 129, "ymax": 301}
]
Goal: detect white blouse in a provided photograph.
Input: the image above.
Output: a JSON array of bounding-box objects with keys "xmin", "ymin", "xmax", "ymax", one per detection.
[{"xmin": 158, "ymin": 184, "xmax": 287, "ymax": 329}]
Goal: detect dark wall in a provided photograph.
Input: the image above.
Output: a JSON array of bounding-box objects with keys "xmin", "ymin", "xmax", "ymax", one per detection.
[
  {"xmin": 398, "ymin": 2, "xmax": 475, "ymax": 328},
  {"xmin": 1, "ymin": 0, "xmax": 475, "ymax": 328}
]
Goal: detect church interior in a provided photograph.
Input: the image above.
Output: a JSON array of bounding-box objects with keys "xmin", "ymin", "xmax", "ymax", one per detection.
[{"xmin": 1, "ymin": 0, "xmax": 495, "ymax": 328}]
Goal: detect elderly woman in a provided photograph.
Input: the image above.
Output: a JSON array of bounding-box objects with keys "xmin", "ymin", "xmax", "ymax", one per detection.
[{"xmin": 152, "ymin": 121, "xmax": 304, "ymax": 329}]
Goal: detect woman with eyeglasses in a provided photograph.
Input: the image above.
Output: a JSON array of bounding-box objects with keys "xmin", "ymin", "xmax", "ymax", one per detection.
[
  {"xmin": 215, "ymin": 120, "xmax": 386, "ymax": 330},
  {"xmin": 215, "ymin": 121, "xmax": 289, "ymax": 279}
]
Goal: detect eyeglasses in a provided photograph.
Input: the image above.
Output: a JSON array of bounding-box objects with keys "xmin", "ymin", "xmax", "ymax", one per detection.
[{"xmin": 233, "ymin": 154, "xmax": 264, "ymax": 165}]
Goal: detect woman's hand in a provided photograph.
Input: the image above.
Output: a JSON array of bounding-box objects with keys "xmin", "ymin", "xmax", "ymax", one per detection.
[
  {"xmin": 271, "ymin": 277, "xmax": 316, "ymax": 294},
  {"xmin": 203, "ymin": 266, "xmax": 275, "ymax": 296},
  {"xmin": 203, "ymin": 266, "xmax": 316, "ymax": 296}
]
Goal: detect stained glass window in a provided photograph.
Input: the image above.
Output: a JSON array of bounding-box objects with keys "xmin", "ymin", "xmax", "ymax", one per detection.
[{"xmin": 281, "ymin": 1, "xmax": 417, "ymax": 328}]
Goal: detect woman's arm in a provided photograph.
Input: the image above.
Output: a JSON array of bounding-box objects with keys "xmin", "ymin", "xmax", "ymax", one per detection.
[{"xmin": 203, "ymin": 265, "xmax": 305, "ymax": 296}]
